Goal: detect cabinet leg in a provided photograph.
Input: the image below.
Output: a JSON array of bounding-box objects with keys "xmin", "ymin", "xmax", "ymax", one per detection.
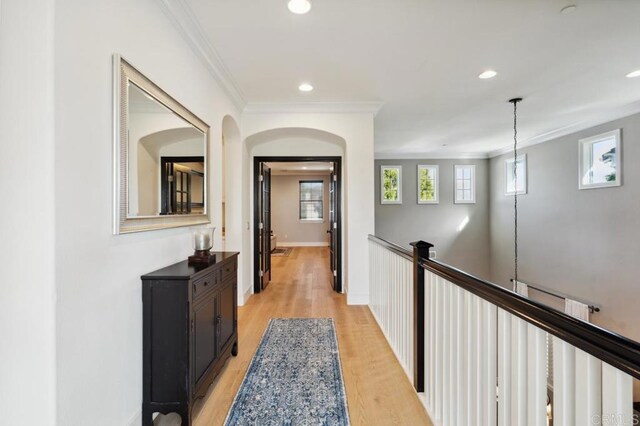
[
  {"xmin": 178, "ymin": 407, "xmax": 191, "ymax": 426},
  {"xmin": 231, "ymin": 341, "xmax": 238, "ymax": 356},
  {"xmin": 142, "ymin": 404, "xmax": 153, "ymax": 426}
]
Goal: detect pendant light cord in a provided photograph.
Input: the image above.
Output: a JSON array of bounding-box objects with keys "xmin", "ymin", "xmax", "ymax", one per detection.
[
  {"xmin": 513, "ymin": 101, "xmax": 518, "ymax": 284},
  {"xmin": 510, "ymin": 98, "xmax": 522, "ymax": 285}
]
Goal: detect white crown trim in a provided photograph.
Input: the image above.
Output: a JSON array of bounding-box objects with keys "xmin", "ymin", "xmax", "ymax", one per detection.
[
  {"xmin": 487, "ymin": 100, "xmax": 640, "ymax": 158},
  {"xmin": 244, "ymin": 101, "xmax": 385, "ymax": 116},
  {"xmin": 374, "ymin": 151, "xmax": 488, "ymax": 160},
  {"xmin": 156, "ymin": 0, "xmax": 246, "ymax": 110}
]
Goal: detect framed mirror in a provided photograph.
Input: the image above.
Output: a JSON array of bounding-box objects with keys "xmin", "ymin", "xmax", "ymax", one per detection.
[{"xmin": 113, "ymin": 55, "xmax": 210, "ymax": 234}]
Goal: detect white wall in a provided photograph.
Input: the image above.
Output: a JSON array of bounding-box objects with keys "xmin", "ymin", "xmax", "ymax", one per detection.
[
  {"xmin": 271, "ymin": 174, "xmax": 331, "ymax": 245},
  {"xmin": 54, "ymin": 0, "xmax": 240, "ymax": 424},
  {"xmin": 0, "ymin": 1, "xmax": 57, "ymax": 424},
  {"xmin": 240, "ymin": 114, "xmax": 376, "ymax": 304}
]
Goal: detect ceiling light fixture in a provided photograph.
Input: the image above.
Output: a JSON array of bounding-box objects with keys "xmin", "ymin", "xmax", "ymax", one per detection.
[
  {"xmin": 560, "ymin": 5, "xmax": 577, "ymax": 14},
  {"xmin": 288, "ymin": 0, "xmax": 311, "ymax": 14},
  {"xmin": 298, "ymin": 83, "xmax": 314, "ymax": 92},
  {"xmin": 626, "ymin": 69, "xmax": 640, "ymax": 78},
  {"xmin": 478, "ymin": 70, "xmax": 497, "ymax": 79}
]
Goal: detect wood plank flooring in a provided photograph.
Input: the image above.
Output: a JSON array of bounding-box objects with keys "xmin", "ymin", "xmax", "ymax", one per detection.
[{"xmin": 190, "ymin": 247, "xmax": 432, "ymax": 426}]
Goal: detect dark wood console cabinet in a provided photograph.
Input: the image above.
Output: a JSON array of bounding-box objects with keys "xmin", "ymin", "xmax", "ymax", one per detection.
[{"xmin": 141, "ymin": 252, "xmax": 239, "ymax": 425}]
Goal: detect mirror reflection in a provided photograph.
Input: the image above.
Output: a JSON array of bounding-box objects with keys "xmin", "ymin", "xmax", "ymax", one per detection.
[{"xmin": 127, "ymin": 82, "xmax": 206, "ymax": 217}]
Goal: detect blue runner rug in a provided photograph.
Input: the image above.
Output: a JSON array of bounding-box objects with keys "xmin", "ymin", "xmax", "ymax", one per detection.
[{"xmin": 224, "ymin": 318, "xmax": 350, "ymax": 425}]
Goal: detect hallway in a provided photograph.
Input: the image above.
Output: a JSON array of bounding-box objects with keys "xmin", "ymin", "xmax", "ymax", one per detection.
[{"xmin": 191, "ymin": 247, "xmax": 431, "ymax": 425}]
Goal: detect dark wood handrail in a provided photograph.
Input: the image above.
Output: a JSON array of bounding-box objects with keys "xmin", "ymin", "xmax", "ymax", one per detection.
[
  {"xmin": 419, "ymin": 255, "xmax": 640, "ymax": 380},
  {"xmin": 368, "ymin": 234, "xmax": 413, "ymax": 261}
]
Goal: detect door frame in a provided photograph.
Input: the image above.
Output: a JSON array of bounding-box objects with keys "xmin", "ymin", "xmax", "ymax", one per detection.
[{"xmin": 253, "ymin": 156, "xmax": 343, "ymax": 294}]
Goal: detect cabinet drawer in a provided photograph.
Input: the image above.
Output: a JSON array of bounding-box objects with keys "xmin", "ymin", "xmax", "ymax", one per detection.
[
  {"xmin": 220, "ymin": 259, "xmax": 237, "ymax": 283},
  {"xmin": 192, "ymin": 271, "xmax": 218, "ymax": 299}
]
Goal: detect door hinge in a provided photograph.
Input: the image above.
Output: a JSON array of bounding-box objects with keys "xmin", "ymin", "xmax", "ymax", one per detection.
[
  {"xmin": 259, "ymin": 222, "xmax": 264, "ymax": 230},
  {"xmin": 333, "ymin": 222, "xmax": 337, "ymax": 229},
  {"xmin": 259, "ymin": 175, "xmax": 264, "ymax": 182},
  {"xmin": 333, "ymin": 174, "xmax": 337, "ymax": 181},
  {"xmin": 259, "ymin": 270, "xmax": 264, "ymax": 277},
  {"xmin": 333, "ymin": 270, "xmax": 337, "ymax": 277}
]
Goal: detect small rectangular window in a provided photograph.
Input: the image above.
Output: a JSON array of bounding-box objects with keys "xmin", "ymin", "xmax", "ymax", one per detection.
[
  {"xmin": 505, "ymin": 154, "xmax": 527, "ymax": 195},
  {"xmin": 381, "ymin": 165, "xmax": 402, "ymax": 204},
  {"xmin": 418, "ymin": 165, "xmax": 438, "ymax": 204},
  {"xmin": 299, "ymin": 181, "xmax": 323, "ymax": 221},
  {"xmin": 454, "ymin": 165, "xmax": 476, "ymax": 204},
  {"xmin": 579, "ymin": 129, "xmax": 621, "ymax": 189}
]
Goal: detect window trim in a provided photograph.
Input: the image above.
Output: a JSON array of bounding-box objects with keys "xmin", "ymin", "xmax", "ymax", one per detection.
[
  {"xmin": 380, "ymin": 165, "xmax": 403, "ymax": 204},
  {"xmin": 417, "ymin": 164, "xmax": 439, "ymax": 204},
  {"xmin": 578, "ymin": 129, "xmax": 622, "ymax": 190},
  {"xmin": 299, "ymin": 180, "xmax": 324, "ymax": 222},
  {"xmin": 454, "ymin": 164, "xmax": 476, "ymax": 204}
]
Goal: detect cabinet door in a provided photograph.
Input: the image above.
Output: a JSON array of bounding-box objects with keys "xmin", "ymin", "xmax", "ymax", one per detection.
[
  {"xmin": 193, "ymin": 293, "xmax": 217, "ymax": 385},
  {"xmin": 218, "ymin": 281, "xmax": 235, "ymax": 351}
]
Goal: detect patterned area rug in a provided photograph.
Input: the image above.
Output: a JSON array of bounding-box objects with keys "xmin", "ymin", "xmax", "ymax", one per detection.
[
  {"xmin": 225, "ymin": 318, "xmax": 350, "ymax": 426},
  {"xmin": 271, "ymin": 247, "xmax": 292, "ymax": 257}
]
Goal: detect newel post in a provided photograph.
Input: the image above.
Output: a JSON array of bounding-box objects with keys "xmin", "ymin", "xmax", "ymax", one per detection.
[{"xmin": 410, "ymin": 240, "xmax": 433, "ymax": 393}]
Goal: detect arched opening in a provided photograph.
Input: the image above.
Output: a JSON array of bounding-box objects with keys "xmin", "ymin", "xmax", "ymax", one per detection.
[{"xmin": 243, "ymin": 127, "xmax": 347, "ymax": 297}]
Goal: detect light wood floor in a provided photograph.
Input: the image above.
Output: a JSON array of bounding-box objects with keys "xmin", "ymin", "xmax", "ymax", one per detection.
[{"xmin": 185, "ymin": 247, "xmax": 432, "ymax": 425}]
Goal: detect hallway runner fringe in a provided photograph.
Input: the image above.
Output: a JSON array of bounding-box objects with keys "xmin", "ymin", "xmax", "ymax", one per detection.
[{"xmin": 224, "ymin": 318, "xmax": 350, "ymax": 426}]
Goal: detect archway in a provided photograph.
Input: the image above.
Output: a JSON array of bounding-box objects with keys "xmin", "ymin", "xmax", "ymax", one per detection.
[{"xmin": 243, "ymin": 127, "xmax": 347, "ymax": 296}]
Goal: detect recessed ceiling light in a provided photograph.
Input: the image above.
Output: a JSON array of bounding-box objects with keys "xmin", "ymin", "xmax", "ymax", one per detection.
[
  {"xmin": 478, "ymin": 70, "xmax": 497, "ymax": 79},
  {"xmin": 298, "ymin": 83, "xmax": 314, "ymax": 92},
  {"xmin": 288, "ymin": 0, "xmax": 311, "ymax": 14},
  {"xmin": 626, "ymin": 69, "xmax": 640, "ymax": 78},
  {"xmin": 302, "ymin": 166, "xmax": 308, "ymax": 170},
  {"xmin": 560, "ymin": 5, "xmax": 577, "ymax": 14}
]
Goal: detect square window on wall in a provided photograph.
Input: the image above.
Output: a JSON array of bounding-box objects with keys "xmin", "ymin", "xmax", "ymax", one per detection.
[
  {"xmin": 417, "ymin": 165, "xmax": 439, "ymax": 204},
  {"xmin": 381, "ymin": 165, "xmax": 402, "ymax": 204},
  {"xmin": 454, "ymin": 164, "xmax": 476, "ymax": 204},
  {"xmin": 579, "ymin": 129, "xmax": 621, "ymax": 189}
]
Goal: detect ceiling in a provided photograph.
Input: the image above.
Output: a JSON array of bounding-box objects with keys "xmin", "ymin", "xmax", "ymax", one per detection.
[{"xmin": 183, "ymin": 0, "xmax": 640, "ymax": 157}]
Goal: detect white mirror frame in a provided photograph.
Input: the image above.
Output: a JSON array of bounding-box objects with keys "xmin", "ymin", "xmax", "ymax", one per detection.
[{"xmin": 113, "ymin": 54, "xmax": 210, "ymax": 234}]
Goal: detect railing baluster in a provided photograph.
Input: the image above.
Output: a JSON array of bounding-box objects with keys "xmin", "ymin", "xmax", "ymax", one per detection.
[
  {"xmin": 602, "ymin": 362, "xmax": 633, "ymax": 425},
  {"xmin": 553, "ymin": 337, "xmax": 575, "ymax": 426},
  {"xmin": 575, "ymin": 348, "xmax": 602, "ymax": 425},
  {"xmin": 527, "ymin": 324, "xmax": 547, "ymax": 426},
  {"xmin": 498, "ymin": 309, "xmax": 512, "ymax": 426}
]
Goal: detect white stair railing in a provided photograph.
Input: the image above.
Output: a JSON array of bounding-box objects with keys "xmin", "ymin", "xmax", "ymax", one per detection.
[
  {"xmin": 368, "ymin": 236, "xmax": 414, "ymax": 382},
  {"xmin": 368, "ymin": 235, "xmax": 640, "ymax": 426}
]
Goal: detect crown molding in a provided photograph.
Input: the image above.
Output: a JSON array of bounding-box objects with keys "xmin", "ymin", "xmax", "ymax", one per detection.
[
  {"xmin": 156, "ymin": 0, "xmax": 246, "ymax": 111},
  {"xmin": 487, "ymin": 100, "xmax": 640, "ymax": 158},
  {"xmin": 243, "ymin": 101, "xmax": 385, "ymax": 116},
  {"xmin": 374, "ymin": 151, "xmax": 488, "ymax": 160}
]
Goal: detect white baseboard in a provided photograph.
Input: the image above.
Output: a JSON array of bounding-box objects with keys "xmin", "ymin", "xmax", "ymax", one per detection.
[
  {"xmin": 347, "ymin": 293, "xmax": 369, "ymax": 305},
  {"xmin": 127, "ymin": 409, "xmax": 141, "ymax": 426},
  {"xmin": 240, "ymin": 285, "xmax": 252, "ymax": 306},
  {"xmin": 277, "ymin": 242, "xmax": 329, "ymax": 247}
]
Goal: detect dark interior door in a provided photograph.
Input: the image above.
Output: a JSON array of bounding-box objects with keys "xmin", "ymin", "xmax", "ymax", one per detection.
[
  {"xmin": 258, "ymin": 163, "xmax": 272, "ymax": 290},
  {"xmin": 328, "ymin": 161, "xmax": 340, "ymax": 292}
]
